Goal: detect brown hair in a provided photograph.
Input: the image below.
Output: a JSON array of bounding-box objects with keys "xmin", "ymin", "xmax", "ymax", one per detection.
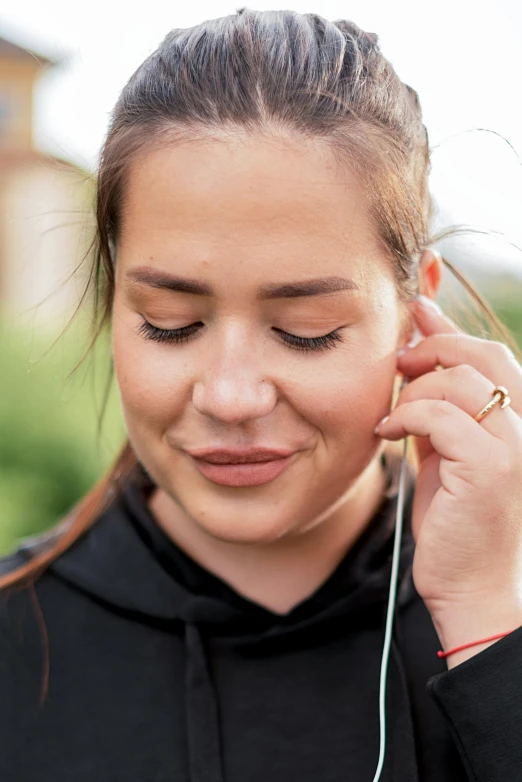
[{"xmin": 1, "ymin": 7, "xmax": 518, "ymax": 594}]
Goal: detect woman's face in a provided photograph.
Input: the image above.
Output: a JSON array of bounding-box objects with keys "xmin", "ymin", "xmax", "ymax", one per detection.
[{"xmin": 112, "ymin": 133, "xmax": 410, "ymax": 544}]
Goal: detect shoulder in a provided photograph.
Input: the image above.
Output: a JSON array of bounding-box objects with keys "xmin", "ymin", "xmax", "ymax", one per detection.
[
  {"xmin": 0, "ymin": 550, "xmax": 27, "ymax": 577},
  {"xmin": 0, "ymin": 517, "xmax": 74, "ymax": 580},
  {"xmin": 0, "ymin": 519, "xmax": 79, "ymax": 676}
]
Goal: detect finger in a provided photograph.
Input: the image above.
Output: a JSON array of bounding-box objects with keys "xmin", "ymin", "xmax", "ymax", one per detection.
[
  {"xmin": 410, "ymin": 296, "xmax": 463, "ymax": 337},
  {"xmin": 395, "ymin": 364, "xmax": 519, "ymax": 440},
  {"xmin": 376, "ymin": 398, "xmax": 492, "ymax": 465},
  {"xmin": 397, "ymin": 334, "xmax": 522, "ymax": 415}
]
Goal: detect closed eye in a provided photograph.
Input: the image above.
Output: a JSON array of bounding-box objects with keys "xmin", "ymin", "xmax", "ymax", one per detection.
[
  {"xmin": 137, "ymin": 319, "xmax": 344, "ymax": 353},
  {"xmin": 137, "ymin": 320, "xmax": 201, "ymax": 345},
  {"xmin": 271, "ymin": 327, "xmax": 343, "ymax": 352}
]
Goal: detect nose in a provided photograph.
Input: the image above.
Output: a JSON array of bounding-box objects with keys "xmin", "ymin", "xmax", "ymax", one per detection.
[{"xmin": 192, "ymin": 332, "xmax": 278, "ymax": 424}]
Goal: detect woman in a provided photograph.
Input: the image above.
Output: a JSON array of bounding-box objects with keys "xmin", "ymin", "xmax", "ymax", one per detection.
[{"xmin": 1, "ymin": 8, "xmax": 521, "ymax": 781}]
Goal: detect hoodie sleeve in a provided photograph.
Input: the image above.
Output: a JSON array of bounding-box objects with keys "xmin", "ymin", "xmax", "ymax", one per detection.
[{"xmin": 426, "ymin": 623, "xmax": 522, "ymax": 781}]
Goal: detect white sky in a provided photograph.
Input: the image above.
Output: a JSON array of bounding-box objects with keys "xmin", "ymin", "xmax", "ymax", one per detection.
[{"xmin": 1, "ymin": 0, "xmax": 522, "ymax": 273}]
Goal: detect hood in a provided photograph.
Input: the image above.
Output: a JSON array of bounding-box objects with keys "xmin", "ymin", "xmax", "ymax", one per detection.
[
  {"xmin": 48, "ymin": 456, "xmax": 417, "ymax": 632},
  {"xmin": 44, "ymin": 454, "xmax": 419, "ymax": 782}
]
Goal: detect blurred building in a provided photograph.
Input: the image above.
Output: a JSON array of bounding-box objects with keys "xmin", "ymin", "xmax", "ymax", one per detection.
[{"xmin": 0, "ymin": 32, "xmax": 93, "ymax": 330}]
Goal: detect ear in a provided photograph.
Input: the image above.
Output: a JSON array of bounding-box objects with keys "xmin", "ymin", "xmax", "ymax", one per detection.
[
  {"xmin": 418, "ymin": 248, "xmax": 443, "ymax": 299},
  {"xmin": 397, "ymin": 249, "xmax": 443, "ymax": 351}
]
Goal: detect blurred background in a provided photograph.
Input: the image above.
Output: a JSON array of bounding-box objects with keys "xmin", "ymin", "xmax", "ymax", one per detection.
[{"xmin": 0, "ymin": 0, "xmax": 521, "ymax": 555}]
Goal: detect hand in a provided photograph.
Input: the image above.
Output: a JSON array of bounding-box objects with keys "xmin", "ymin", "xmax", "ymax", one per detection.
[{"xmin": 374, "ymin": 297, "xmax": 522, "ymax": 654}]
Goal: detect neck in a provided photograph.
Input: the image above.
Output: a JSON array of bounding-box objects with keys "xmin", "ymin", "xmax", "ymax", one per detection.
[{"xmin": 148, "ymin": 454, "xmax": 389, "ymax": 615}]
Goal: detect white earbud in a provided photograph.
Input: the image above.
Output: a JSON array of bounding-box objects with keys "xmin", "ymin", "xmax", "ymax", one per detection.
[{"xmin": 407, "ymin": 324, "xmax": 423, "ymax": 349}]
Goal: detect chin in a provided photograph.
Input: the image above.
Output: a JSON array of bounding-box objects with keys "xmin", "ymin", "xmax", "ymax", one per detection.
[{"xmin": 187, "ymin": 504, "xmax": 302, "ymax": 545}]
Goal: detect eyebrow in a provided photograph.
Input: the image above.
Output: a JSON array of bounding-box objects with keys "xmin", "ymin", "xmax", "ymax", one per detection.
[{"xmin": 125, "ymin": 268, "xmax": 360, "ymax": 299}]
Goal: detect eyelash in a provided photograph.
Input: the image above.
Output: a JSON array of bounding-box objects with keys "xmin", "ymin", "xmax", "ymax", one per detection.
[{"xmin": 137, "ymin": 320, "xmax": 343, "ymax": 353}]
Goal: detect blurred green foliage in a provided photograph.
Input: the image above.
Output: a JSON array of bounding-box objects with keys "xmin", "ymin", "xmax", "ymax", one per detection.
[
  {"xmin": 0, "ymin": 291, "xmax": 521, "ymax": 558},
  {"xmin": 493, "ymin": 301, "xmax": 522, "ymax": 351},
  {"xmin": 0, "ymin": 316, "xmax": 125, "ymax": 555}
]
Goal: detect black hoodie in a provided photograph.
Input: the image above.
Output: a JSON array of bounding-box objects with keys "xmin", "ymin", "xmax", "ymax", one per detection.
[{"xmin": 1, "ymin": 457, "xmax": 522, "ymax": 782}]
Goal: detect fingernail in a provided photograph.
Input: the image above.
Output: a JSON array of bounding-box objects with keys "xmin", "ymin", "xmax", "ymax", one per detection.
[
  {"xmin": 374, "ymin": 415, "xmax": 389, "ymax": 433},
  {"xmin": 417, "ymin": 294, "xmax": 442, "ymax": 315},
  {"xmin": 397, "ymin": 346, "xmax": 409, "ymax": 357}
]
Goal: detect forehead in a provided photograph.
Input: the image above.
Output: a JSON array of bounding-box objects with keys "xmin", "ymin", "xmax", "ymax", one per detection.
[{"xmin": 118, "ymin": 133, "xmax": 386, "ymax": 282}]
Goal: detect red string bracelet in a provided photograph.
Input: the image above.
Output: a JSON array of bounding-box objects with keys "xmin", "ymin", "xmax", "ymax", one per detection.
[{"xmin": 437, "ymin": 631, "xmax": 513, "ymax": 659}]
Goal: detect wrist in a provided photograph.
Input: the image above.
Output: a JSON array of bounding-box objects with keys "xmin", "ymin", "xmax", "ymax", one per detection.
[{"xmin": 428, "ymin": 595, "xmax": 522, "ymax": 669}]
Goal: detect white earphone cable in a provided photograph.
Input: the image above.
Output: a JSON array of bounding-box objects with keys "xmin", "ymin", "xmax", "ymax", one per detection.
[{"xmin": 371, "ymin": 398, "xmax": 410, "ymax": 781}]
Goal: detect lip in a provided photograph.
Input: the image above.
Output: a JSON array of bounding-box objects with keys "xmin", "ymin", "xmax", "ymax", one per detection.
[
  {"xmin": 188, "ymin": 448, "xmax": 295, "ymax": 464},
  {"xmin": 188, "ymin": 449, "xmax": 296, "ymax": 487}
]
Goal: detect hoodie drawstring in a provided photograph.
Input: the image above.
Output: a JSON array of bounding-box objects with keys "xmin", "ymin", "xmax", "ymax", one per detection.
[
  {"xmin": 185, "ymin": 623, "xmax": 419, "ymax": 782},
  {"xmin": 185, "ymin": 623, "xmax": 225, "ymax": 782},
  {"xmin": 389, "ymin": 638, "xmax": 420, "ymax": 782}
]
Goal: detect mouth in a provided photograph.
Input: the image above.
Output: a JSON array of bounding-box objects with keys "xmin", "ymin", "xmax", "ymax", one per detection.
[{"xmin": 187, "ymin": 449, "xmax": 296, "ymax": 487}]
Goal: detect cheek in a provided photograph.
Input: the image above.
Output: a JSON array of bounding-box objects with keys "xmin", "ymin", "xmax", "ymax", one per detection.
[
  {"xmin": 283, "ymin": 319, "xmax": 400, "ymax": 439},
  {"xmin": 292, "ymin": 354, "xmax": 396, "ymax": 437},
  {"xmin": 111, "ymin": 314, "xmax": 189, "ymax": 432}
]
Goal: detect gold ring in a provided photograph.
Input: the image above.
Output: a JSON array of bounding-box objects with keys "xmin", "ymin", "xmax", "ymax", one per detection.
[{"xmin": 474, "ymin": 385, "xmax": 511, "ymax": 422}]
